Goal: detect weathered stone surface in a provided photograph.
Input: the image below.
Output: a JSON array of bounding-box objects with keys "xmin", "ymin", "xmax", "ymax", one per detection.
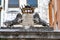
[
  {"xmin": 1, "ymin": 26, "xmax": 60, "ymax": 39},
  {"xmin": 22, "ymin": 14, "xmax": 34, "ymax": 29}
]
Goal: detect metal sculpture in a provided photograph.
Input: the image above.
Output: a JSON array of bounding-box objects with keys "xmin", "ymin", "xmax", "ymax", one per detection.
[
  {"xmin": 33, "ymin": 13, "xmax": 49, "ymax": 27},
  {"xmin": 4, "ymin": 13, "xmax": 22, "ymax": 27}
]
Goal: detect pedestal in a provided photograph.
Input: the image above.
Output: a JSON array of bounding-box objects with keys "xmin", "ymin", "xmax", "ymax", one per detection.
[{"xmin": 22, "ymin": 14, "xmax": 34, "ymax": 29}]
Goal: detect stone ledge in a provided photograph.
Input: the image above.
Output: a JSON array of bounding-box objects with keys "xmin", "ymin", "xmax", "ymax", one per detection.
[
  {"xmin": 0, "ymin": 27, "xmax": 53, "ymax": 32},
  {"xmin": 0, "ymin": 32, "xmax": 60, "ymax": 39}
]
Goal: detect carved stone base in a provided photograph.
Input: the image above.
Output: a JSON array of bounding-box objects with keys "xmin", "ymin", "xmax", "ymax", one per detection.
[{"xmin": 22, "ymin": 14, "xmax": 34, "ymax": 29}]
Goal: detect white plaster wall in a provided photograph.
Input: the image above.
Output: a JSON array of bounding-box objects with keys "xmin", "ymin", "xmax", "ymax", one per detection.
[
  {"xmin": 36, "ymin": 0, "xmax": 50, "ymax": 23},
  {"xmin": 1, "ymin": 0, "xmax": 5, "ymax": 27}
]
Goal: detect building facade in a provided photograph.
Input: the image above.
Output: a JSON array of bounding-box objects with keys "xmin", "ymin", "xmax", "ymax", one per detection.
[
  {"xmin": 0, "ymin": 0, "xmax": 60, "ymax": 40},
  {"xmin": 0, "ymin": 0, "xmax": 50, "ymax": 27}
]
